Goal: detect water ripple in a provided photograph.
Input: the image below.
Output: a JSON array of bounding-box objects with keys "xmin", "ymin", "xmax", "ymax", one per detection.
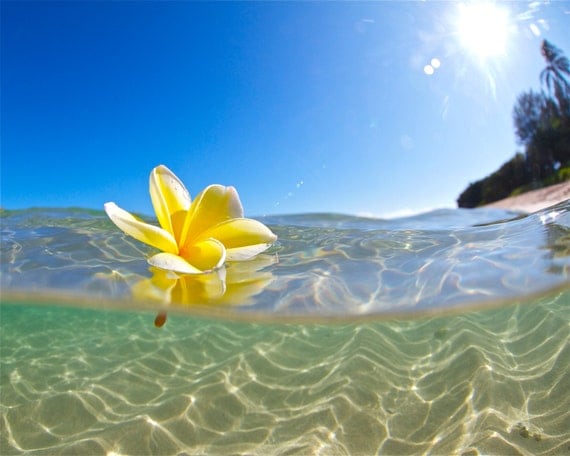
[
  {"xmin": 1, "ymin": 291, "xmax": 568, "ymax": 455},
  {"xmin": 2, "ymin": 204, "xmax": 570, "ymax": 319}
]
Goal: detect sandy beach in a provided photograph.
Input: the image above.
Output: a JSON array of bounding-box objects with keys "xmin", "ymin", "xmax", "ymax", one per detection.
[{"xmin": 483, "ymin": 181, "xmax": 570, "ymax": 213}]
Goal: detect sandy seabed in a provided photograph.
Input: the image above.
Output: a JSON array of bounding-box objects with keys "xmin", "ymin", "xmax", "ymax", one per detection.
[{"xmin": 1, "ymin": 290, "xmax": 569, "ymax": 455}]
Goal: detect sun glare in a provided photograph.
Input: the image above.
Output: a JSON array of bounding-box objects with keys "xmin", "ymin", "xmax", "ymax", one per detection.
[{"xmin": 456, "ymin": 3, "xmax": 511, "ymax": 59}]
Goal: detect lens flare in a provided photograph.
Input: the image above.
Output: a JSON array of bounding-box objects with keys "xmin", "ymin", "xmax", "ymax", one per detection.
[{"xmin": 456, "ymin": 2, "xmax": 511, "ymax": 59}]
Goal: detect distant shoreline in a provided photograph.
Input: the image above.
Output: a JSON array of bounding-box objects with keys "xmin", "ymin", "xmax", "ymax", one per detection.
[{"xmin": 483, "ymin": 181, "xmax": 570, "ymax": 213}]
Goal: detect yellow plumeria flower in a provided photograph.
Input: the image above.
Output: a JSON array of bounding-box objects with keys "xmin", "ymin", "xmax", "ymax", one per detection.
[{"xmin": 104, "ymin": 165, "xmax": 277, "ymax": 274}]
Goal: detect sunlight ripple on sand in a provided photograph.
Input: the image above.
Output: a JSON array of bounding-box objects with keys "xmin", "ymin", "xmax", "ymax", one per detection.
[{"xmin": 1, "ymin": 291, "xmax": 569, "ymax": 455}]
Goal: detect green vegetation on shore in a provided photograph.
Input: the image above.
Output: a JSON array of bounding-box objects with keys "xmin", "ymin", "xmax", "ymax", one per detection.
[{"xmin": 457, "ymin": 40, "xmax": 570, "ymax": 208}]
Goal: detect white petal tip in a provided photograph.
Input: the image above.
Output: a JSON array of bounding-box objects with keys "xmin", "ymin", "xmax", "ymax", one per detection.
[
  {"xmin": 148, "ymin": 252, "xmax": 206, "ymax": 275},
  {"xmin": 226, "ymin": 243, "xmax": 274, "ymax": 261}
]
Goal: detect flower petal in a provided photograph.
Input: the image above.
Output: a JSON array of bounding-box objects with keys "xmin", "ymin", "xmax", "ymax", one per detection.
[
  {"xmin": 149, "ymin": 165, "xmax": 191, "ymax": 239},
  {"xmin": 179, "ymin": 184, "xmax": 244, "ymax": 245},
  {"xmin": 179, "ymin": 238, "xmax": 227, "ymax": 272},
  {"xmin": 225, "ymin": 244, "xmax": 275, "ymax": 261},
  {"xmin": 197, "ymin": 218, "xmax": 277, "ymax": 261},
  {"xmin": 104, "ymin": 202, "xmax": 178, "ymax": 253},
  {"xmin": 148, "ymin": 252, "xmax": 205, "ymax": 275}
]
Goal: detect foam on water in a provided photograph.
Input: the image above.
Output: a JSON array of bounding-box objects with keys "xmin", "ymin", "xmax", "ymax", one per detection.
[{"xmin": 1, "ymin": 204, "xmax": 570, "ymax": 454}]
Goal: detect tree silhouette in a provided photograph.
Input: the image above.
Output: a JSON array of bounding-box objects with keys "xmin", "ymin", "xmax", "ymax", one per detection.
[
  {"xmin": 540, "ymin": 40, "xmax": 570, "ymax": 118},
  {"xmin": 513, "ymin": 90, "xmax": 548, "ymax": 146},
  {"xmin": 537, "ymin": 40, "xmax": 570, "ymax": 172},
  {"xmin": 458, "ymin": 40, "xmax": 570, "ymax": 208}
]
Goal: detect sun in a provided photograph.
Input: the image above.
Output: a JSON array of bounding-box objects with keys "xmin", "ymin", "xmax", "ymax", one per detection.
[{"xmin": 455, "ymin": 2, "xmax": 511, "ymax": 59}]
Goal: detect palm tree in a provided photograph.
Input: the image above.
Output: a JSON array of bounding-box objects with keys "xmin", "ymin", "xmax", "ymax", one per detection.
[
  {"xmin": 540, "ymin": 40, "xmax": 570, "ymax": 118},
  {"xmin": 513, "ymin": 90, "xmax": 548, "ymax": 146}
]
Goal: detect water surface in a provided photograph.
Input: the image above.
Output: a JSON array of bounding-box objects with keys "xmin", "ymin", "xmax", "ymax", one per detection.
[{"xmin": 1, "ymin": 204, "xmax": 569, "ymax": 454}]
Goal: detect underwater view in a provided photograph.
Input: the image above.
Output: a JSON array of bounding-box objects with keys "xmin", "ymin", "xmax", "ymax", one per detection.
[{"xmin": 1, "ymin": 203, "xmax": 570, "ymax": 455}]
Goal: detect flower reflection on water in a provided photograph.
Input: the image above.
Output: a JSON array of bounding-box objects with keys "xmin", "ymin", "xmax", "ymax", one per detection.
[{"xmin": 131, "ymin": 255, "xmax": 277, "ymax": 327}]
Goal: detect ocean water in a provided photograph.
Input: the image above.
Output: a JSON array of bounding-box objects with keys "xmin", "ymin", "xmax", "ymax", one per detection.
[{"xmin": 1, "ymin": 204, "xmax": 569, "ymax": 455}]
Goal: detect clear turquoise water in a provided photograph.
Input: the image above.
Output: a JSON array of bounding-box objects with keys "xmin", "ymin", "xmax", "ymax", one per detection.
[{"xmin": 1, "ymin": 204, "xmax": 569, "ymax": 454}]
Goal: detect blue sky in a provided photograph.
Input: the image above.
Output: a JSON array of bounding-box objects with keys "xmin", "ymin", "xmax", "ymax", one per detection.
[{"xmin": 2, "ymin": 1, "xmax": 569, "ymax": 218}]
